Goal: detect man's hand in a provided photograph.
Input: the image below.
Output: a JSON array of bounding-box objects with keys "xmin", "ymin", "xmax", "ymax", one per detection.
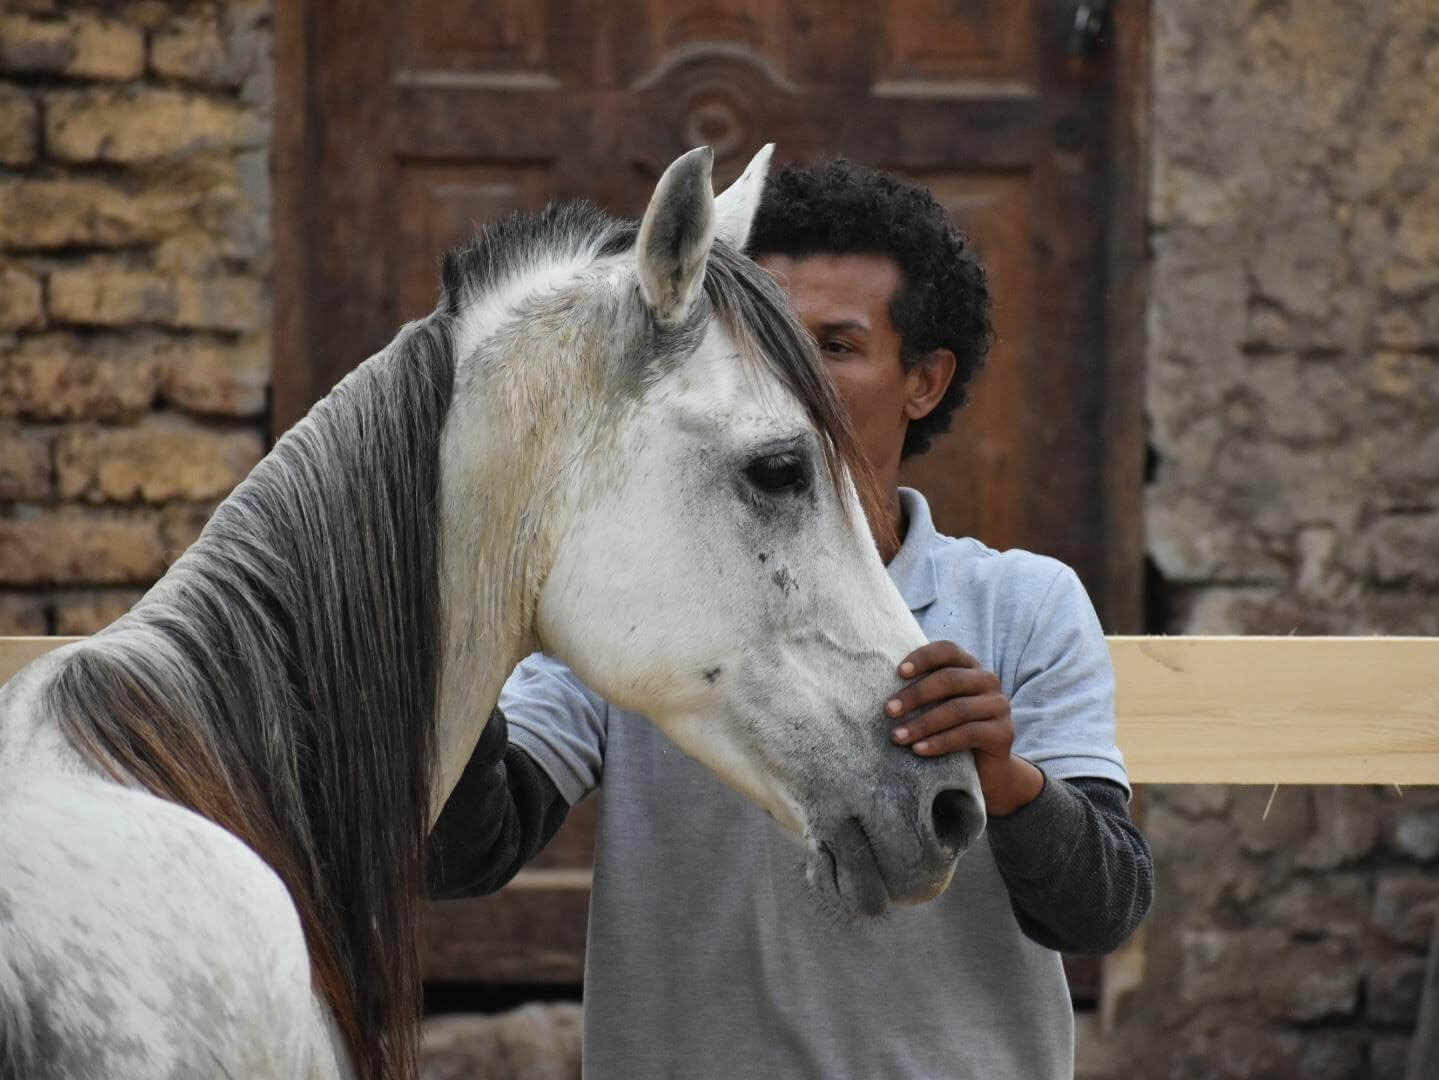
[{"xmin": 885, "ymin": 641, "xmax": 1044, "ymax": 817}]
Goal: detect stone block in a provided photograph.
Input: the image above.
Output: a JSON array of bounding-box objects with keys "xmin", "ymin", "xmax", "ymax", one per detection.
[
  {"xmin": 421, "ymin": 1003, "xmax": 582, "ymax": 1080},
  {"xmin": 1144, "ymin": 494, "xmax": 1288, "ymax": 585},
  {"xmin": 1362, "ymin": 513, "xmax": 1439, "ymax": 590},
  {"xmin": 1367, "ymin": 956, "xmax": 1425, "ymax": 1025},
  {"xmin": 1368, "ymin": 1036, "xmax": 1412, "ymax": 1079},
  {"xmin": 161, "ymin": 334, "xmax": 268, "ymax": 417},
  {"xmin": 0, "ymin": 593, "xmax": 48, "ymax": 635},
  {"xmin": 1258, "ymin": 875, "xmax": 1369, "ymax": 940},
  {"xmin": 0, "ymin": 264, "xmax": 44, "ymax": 330},
  {"xmin": 1383, "ymin": 178, "xmax": 1439, "ymax": 296},
  {"xmin": 173, "ymin": 275, "xmax": 265, "ymax": 332},
  {"xmin": 1373, "ymin": 875, "xmax": 1439, "ymax": 946},
  {"xmin": 1293, "ymin": 1036, "xmax": 1366, "ymax": 1080},
  {"xmin": 1392, "ymin": 804, "xmax": 1439, "ymax": 861},
  {"xmin": 0, "ymin": 85, "xmax": 37, "ymax": 167},
  {"xmin": 52, "ymin": 589, "xmax": 142, "ymax": 635},
  {"xmin": 1233, "ymin": 785, "xmax": 1314, "ymax": 858},
  {"xmin": 48, "ymin": 268, "xmax": 264, "ymax": 332},
  {"xmin": 0, "ymin": 14, "xmax": 144, "ymax": 80},
  {"xmin": 1156, "ymin": 784, "xmax": 1232, "ymax": 819},
  {"xmin": 151, "ymin": 15, "xmax": 241, "ymax": 87},
  {"xmin": 55, "ymin": 415, "xmax": 262, "ymax": 503},
  {"xmin": 1296, "ymin": 787, "xmax": 1381, "ymax": 870},
  {"xmin": 1181, "ymin": 929, "xmax": 1287, "ymax": 1006},
  {"xmin": 157, "ymin": 502, "xmax": 218, "ymax": 558},
  {"xmin": 0, "ymin": 508, "xmax": 166, "ymax": 584},
  {"xmin": 1256, "ymin": 939, "xmax": 1360, "ymax": 1022},
  {"xmin": 45, "ymin": 87, "xmax": 263, "ymax": 164},
  {"xmin": 0, "ymin": 177, "xmax": 208, "ymax": 250},
  {"xmin": 0, "ymin": 425, "xmax": 51, "ymax": 499},
  {"xmin": 0, "ymin": 332, "xmax": 162, "ymax": 421},
  {"xmin": 47, "ymin": 268, "xmax": 178, "ymax": 326}
]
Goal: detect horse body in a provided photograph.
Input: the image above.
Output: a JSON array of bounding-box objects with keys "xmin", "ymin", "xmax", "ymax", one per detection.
[
  {"xmin": 1, "ymin": 720, "xmax": 345, "ymax": 1077},
  {"xmin": 0, "ymin": 146, "xmax": 985, "ymax": 1079}
]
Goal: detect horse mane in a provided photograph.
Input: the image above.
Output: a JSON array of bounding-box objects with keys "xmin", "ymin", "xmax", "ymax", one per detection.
[
  {"xmin": 44, "ymin": 315, "xmax": 455, "ymax": 1080},
  {"xmin": 38, "ymin": 198, "xmax": 885, "ymax": 1080}
]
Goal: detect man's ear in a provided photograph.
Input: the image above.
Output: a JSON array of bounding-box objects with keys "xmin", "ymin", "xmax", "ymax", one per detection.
[{"xmin": 904, "ymin": 348, "xmax": 957, "ymax": 421}]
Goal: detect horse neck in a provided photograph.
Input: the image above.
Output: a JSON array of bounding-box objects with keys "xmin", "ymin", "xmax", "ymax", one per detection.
[{"xmin": 431, "ymin": 356, "xmax": 584, "ymax": 815}]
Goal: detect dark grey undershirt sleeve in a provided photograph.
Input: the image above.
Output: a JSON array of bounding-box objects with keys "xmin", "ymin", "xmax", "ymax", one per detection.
[
  {"xmin": 984, "ymin": 771, "xmax": 1153, "ymax": 955},
  {"xmin": 425, "ymin": 706, "xmax": 571, "ymax": 900}
]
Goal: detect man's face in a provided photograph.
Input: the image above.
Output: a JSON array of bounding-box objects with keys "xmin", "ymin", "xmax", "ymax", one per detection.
[{"xmin": 756, "ymin": 253, "xmax": 947, "ymax": 478}]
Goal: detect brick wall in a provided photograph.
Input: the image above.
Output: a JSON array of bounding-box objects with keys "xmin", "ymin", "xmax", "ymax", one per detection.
[
  {"xmin": 0, "ymin": 1, "xmax": 271, "ymax": 635},
  {"xmin": 1110, "ymin": 2, "xmax": 1439, "ymax": 1077}
]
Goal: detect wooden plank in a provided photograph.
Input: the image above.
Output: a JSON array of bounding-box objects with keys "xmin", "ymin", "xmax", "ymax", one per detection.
[
  {"xmin": 1111, "ymin": 636, "xmax": 1439, "ymax": 785},
  {"xmin": 424, "ymin": 889, "xmax": 590, "ymax": 984},
  {"xmin": 0, "ymin": 636, "xmax": 79, "ymax": 683},
  {"xmin": 5, "ymin": 636, "xmax": 1439, "ymax": 784}
]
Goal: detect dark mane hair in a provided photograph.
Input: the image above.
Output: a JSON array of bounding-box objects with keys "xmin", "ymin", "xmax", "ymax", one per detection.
[
  {"xmin": 46, "ymin": 316, "xmax": 455, "ymax": 1080},
  {"xmin": 39, "ymin": 195, "xmax": 887, "ymax": 1080},
  {"xmin": 748, "ymin": 158, "xmax": 995, "ymax": 459}
]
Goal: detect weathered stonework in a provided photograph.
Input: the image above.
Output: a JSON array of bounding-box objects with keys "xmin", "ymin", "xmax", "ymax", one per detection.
[
  {"xmin": 44, "ymin": 86, "xmax": 264, "ymax": 164},
  {"xmin": 55, "ymin": 415, "xmax": 263, "ymax": 504},
  {"xmin": 0, "ymin": 84, "xmax": 37, "ymax": 166},
  {"xmin": 1129, "ymin": 1, "xmax": 1439, "ymax": 1076},
  {"xmin": 0, "ymin": 0, "xmax": 271, "ymax": 634},
  {"xmin": 0, "ymin": 13, "xmax": 145, "ymax": 81}
]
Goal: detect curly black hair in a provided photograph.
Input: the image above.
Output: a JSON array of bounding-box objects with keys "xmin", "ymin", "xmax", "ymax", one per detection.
[{"xmin": 746, "ymin": 159, "xmax": 993, "ymax": 459}]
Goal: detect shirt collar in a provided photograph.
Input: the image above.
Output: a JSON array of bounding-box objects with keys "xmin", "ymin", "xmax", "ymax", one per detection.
[{"xmin": 886, "ymin": 487, "xmax": 939, "ymax": 612}]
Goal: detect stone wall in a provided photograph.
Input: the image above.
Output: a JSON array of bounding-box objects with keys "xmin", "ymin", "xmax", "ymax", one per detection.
[
  {"xmin": 1128, "ymin": 1, "xmax": 1439, "ymax": 1076},
  {"xmin": 0, "ymin": 0, "xmax": 271, "ymax": 635}
]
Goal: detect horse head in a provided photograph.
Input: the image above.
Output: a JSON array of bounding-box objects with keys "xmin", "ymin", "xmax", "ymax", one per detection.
[{"xmin": 443, "ymin": 145, "xmax": 985, "ymax": 915}]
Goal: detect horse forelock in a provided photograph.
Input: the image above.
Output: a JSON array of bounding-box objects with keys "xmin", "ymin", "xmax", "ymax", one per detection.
[{"xmin": 44, "ymin": 316, "xmax": 456, "ymax": 1080}]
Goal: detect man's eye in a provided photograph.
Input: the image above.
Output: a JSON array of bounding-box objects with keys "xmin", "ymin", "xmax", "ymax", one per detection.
[
  {"xmin": 821, "ymin": 340, "xmax": 854, "ymax": 355},
  {"xmin": 744, "ymin": 454, "xmax": 810, "ymax": 495}
]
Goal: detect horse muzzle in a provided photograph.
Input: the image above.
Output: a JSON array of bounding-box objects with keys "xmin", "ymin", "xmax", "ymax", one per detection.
[{"xmin": 803, "ymin": 765, "xmax": 986, "ymax": 917}]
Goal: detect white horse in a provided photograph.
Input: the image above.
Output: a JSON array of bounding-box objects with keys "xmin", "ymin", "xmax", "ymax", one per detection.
[{"xmin": 0, "ymin": 146, "xmax": 985, "ymax": 1079}]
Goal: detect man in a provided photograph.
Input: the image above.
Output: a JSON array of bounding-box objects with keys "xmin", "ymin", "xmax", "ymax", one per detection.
[{"xmin": 429, "ymin": 159, "xmax": 1153, "ymax": 1079}]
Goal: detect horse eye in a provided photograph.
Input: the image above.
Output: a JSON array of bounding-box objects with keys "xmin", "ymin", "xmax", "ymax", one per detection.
[{"xmin": 744, "ymin": 454, "xmax": 810, "ymax": 495}]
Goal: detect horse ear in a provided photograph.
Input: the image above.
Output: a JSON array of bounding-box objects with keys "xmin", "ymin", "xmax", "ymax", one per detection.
[
  {"xmin": 713, "ymin": 143, "xmax": 774, "ymax": 251},
  {"xmin": 636, "ymin": 145, "xmax": 716, "ymax": 328}
]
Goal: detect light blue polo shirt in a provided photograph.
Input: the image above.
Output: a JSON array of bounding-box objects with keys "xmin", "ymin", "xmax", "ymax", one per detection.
[{"xmin": 502, "ymin": 487, "xmax": 1126, "ymax": 1079}]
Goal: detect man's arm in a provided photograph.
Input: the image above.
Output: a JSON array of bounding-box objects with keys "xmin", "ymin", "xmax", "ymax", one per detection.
[
  {"xmin": 425, "ymin": 653, "xmax": 610, "ymax": 899},
  {"xmin": 425, "ymin": 707, "xmax": 571, "ymax": 899},
  {"xmin": 986, "ymin": 772, "xmax": 1152, "ymax": 954},
  {"xmin": 886, "ymin": 564, "xmax": 1153, "ymax": 954}
]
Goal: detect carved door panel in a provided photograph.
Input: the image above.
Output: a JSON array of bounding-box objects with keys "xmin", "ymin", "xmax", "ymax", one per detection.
[{"xmin": 274, "ymin": 0, "xmax": 1145, "ymax": 988}]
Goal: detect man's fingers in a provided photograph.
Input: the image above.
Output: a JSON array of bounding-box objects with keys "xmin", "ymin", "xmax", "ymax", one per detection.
[
  {"xmin": 885, "ymin": 667, "xmax": 1000, "ymax": 718},
  {"xmin": 890, "ymin": 694, "xmax": 1011, "ymax": 743},
  {"xmin": 897, "ymin": 640, "xmax": 980, "ymax": 678},
  {"xmin": 911, "ymin": 717, "xmax": 1011, "ymax": 757}
]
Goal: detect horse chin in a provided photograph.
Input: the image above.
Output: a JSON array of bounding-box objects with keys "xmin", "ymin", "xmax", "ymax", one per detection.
[{"xmin": 804, "ymin": 820, "xmax": 891, "ymax": 919}]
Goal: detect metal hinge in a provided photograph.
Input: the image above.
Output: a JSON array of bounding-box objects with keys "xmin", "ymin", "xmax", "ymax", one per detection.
[{"xmin": 1067, "ymin": 0, "xmax": 1111, "ymax": 57}]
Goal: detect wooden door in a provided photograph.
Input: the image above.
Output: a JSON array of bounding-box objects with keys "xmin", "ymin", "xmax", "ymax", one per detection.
[{"xmin": 274, "ymin": 0, "xmax": 1148, "ymax": 989}]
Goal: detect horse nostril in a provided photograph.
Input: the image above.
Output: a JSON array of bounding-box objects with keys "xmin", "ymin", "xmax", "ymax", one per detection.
[{"xmin": 929, "ymin": 787, "xmax": 986, "ymax": 855}]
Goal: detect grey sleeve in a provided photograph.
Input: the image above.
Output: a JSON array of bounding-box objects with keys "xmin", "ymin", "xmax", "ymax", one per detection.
[
  {"xmin": 500, "ymin": 653, "xmax": 610, "ymax": 806},
  {"xmin": 1008, "ymin": 565, "xmax": 1129, "ymax": 791},
  {"xmin": 984, "ymin": 771, "xmax": 1153, "ymax": 955}
]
